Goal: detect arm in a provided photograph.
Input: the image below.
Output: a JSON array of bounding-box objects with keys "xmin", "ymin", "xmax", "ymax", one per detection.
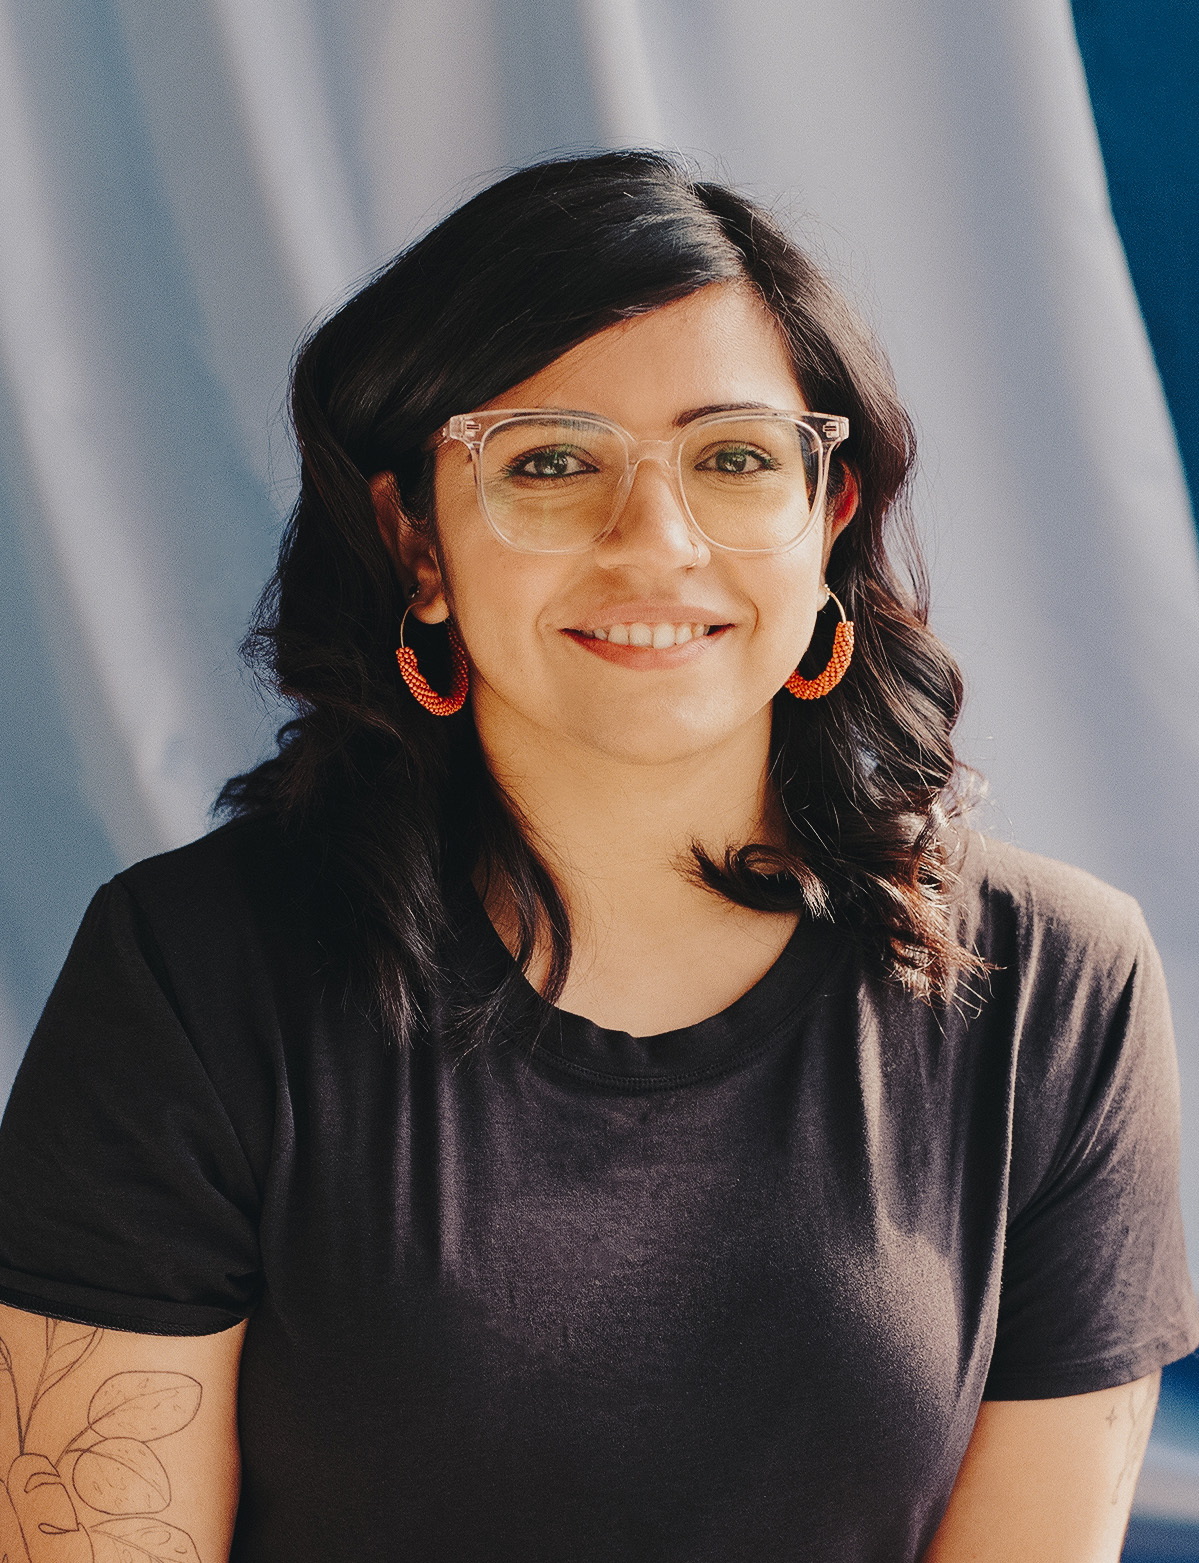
[
  {"xmin": 0, "ymin": 1300, "xmax": 245, "ymax": 1563},
  {"xmin": 924, "ymin": 1373, "xmax": 1159, "ymax": 1563}
]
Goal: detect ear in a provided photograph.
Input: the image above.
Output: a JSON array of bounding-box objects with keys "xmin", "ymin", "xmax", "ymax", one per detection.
[
  {"xmin": 824, "ymin": 464, "xmax": 859, "ymax": 558},
  {"xmin": 369, "ymin": 471, "xmax": 449, "ymax": 624}
]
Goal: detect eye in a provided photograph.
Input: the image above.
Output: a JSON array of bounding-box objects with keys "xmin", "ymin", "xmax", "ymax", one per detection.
[
  {"xmin": 504, "ymin": 445, "xmax": 596, "ymax": 480},
  {"xmin": 695, "ymin": 444, "xmax": 777, "ymax": 476}
]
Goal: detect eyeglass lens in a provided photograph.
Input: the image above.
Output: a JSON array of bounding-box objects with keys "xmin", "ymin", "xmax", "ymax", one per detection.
[{"xmin": 476, "ymin": 414, "xmax": 823, "ymax": 553}]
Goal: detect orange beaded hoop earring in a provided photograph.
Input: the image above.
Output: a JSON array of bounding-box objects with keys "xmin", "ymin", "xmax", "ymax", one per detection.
[
  {"xmin": 395, "ymin": 605, "xmax": 470, "ymax": 716},
  {"xmin": 785, "ymin": 588, "xmax": 854, "ymax": 700}
]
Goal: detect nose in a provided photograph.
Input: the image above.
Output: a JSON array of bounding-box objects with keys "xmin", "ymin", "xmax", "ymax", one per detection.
[{"xmin": 594, "ymin": 456, "xmax": 710, "ymax": 571}]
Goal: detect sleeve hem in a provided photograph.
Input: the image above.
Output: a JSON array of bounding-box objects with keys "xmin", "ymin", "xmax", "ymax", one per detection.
[
  {"xmin": 983, "ymin": 1318, "xmax": 1199, "ymax": 1401},
  {"xmin": 0, "ymin": 1267, "xmax": 251, "ymax": 1337}
]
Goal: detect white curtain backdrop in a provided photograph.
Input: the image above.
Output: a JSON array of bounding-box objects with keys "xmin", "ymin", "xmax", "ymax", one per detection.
[{"xmin": 2, "ymin": 0, "xmax": 1198, "ymax": 1509}]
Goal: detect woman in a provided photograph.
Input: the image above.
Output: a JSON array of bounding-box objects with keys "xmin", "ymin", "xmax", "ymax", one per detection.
[{"xmin": 0, "ymin": 152, "xmax": 1194, "ymax": 1563}]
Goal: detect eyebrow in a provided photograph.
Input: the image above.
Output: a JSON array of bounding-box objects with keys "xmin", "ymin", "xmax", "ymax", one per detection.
[{"xmin": 672, "ymin": 401, "xmax": 780, "ymax": 426}]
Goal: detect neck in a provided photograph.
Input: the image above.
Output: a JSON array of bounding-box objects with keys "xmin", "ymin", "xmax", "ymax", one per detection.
[
  {"xmin": 478, "ymin": 707, "xmax": 776, "ymax": 915},
  {"xmin": 472, "ymin": 696, "xmax": 799, "ymax": 1033}
]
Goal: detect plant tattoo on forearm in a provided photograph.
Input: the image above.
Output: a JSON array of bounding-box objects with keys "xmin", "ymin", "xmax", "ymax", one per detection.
[{"xmin": 0, "ymin": 1319, "xmax": 203, "ymax": 1562}]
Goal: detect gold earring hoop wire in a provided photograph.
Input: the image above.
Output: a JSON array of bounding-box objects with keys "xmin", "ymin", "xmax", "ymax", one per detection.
[
  {"xmin": 395, "ymin": 605, "xmax": 470, "ymax": 716},
  {"xmin": 785, "ymin": 588, "xmax": 854, "ymax": 700}
]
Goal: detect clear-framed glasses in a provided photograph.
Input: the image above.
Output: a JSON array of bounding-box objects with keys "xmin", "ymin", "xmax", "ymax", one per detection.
[{"xmin": 436, "ymin": 407, "xmax": 850, "ymax": 555}]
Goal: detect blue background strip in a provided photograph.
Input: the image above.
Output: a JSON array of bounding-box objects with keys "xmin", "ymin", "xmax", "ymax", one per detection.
[{"xmin": 1072, "ymin": 0, "xmax": 1199, "ymax": 518}]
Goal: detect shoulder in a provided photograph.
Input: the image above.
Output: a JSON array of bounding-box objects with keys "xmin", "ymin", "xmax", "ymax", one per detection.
[
  {"xmin": 118, "ymin": 813, "xmax": 294, "ymax": 898},
  {"xmin": 116, "ymin": 816, "xmax": 307, "ymax": 940},
  {"xmin": 946, "ymin": 831, "xmax": 1174, "ymax": 1134},
  {"xmin": 108, "ymin": 816, "xmax": 325, "ymax": 1011},
  {"xmin": 952, "ymin": 830, "xmax": 1151, "ymax": 986}
]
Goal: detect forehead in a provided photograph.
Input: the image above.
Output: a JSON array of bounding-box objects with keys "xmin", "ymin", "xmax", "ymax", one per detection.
[{"xmin": 480, "ymin": 282, "xmax": 806, "ymax": 432}]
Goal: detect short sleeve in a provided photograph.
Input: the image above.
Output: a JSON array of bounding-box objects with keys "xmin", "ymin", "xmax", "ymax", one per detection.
[
  {"xmin": 984, "ymin": 907, "xmax": 1199, "ymax": 1398},
  {"xmin": 0, "ymin": 880, "xmax": 263, "ymax": 1335}
]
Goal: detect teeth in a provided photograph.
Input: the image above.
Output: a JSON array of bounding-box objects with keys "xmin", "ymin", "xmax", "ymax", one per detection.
[{"xmin": 582, "ymin": 622, "xmax": 713, "ymax": 647}]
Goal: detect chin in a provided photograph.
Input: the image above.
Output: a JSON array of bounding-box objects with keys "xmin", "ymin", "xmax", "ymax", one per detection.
[{"xmin": 561, "ymin": 703, "xmax": 748, "ymax": 767}]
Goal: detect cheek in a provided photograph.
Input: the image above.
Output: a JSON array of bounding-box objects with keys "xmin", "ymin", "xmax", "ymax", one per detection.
[
  {"xmin": 433, "ymin": 472, "xmax": 537, "ymax": 662},
  {"xmin": 438, "ymin": 533, "xmax": 564, "ymax": 685},
  {"xmin": 736, "ymin": 552, "xmax": 827, "ymax": 669}
]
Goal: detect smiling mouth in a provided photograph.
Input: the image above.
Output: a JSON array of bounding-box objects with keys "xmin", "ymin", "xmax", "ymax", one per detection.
[{"xmin": 572, "ymin": 622, "xmax": 718, "ymax": 648}]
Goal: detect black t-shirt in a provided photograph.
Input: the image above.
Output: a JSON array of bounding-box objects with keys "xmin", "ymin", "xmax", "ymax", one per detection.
[{"xmin": 0, "ymin": 820, "xmax": 1195, "ymax": 1562}]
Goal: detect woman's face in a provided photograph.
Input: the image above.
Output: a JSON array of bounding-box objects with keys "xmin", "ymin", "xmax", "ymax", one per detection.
[{"xmin": 402, "ymin": 281, "xmax": 855, "ymax": 768}]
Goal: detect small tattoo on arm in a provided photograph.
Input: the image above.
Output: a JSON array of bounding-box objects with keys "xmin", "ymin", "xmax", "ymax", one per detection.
[
  {"xmin": 0, "ymin": 1318, "xmax": 204, "ymax": 1562},
  {"xmin": 1110, "ymin": 1378, "xmax": 1158, "ymax": 1507}
]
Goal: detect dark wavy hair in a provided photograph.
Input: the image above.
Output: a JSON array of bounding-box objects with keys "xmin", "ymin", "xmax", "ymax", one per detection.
[{"xmin": 219, "ymin": 150, "xmax": 982, "ymax": 1045}]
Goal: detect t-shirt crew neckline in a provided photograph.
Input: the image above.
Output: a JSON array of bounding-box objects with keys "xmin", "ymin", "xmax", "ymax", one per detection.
[{"xmin": 462, "ymin": 888, "xmax": 847, "ymax": 1088}]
